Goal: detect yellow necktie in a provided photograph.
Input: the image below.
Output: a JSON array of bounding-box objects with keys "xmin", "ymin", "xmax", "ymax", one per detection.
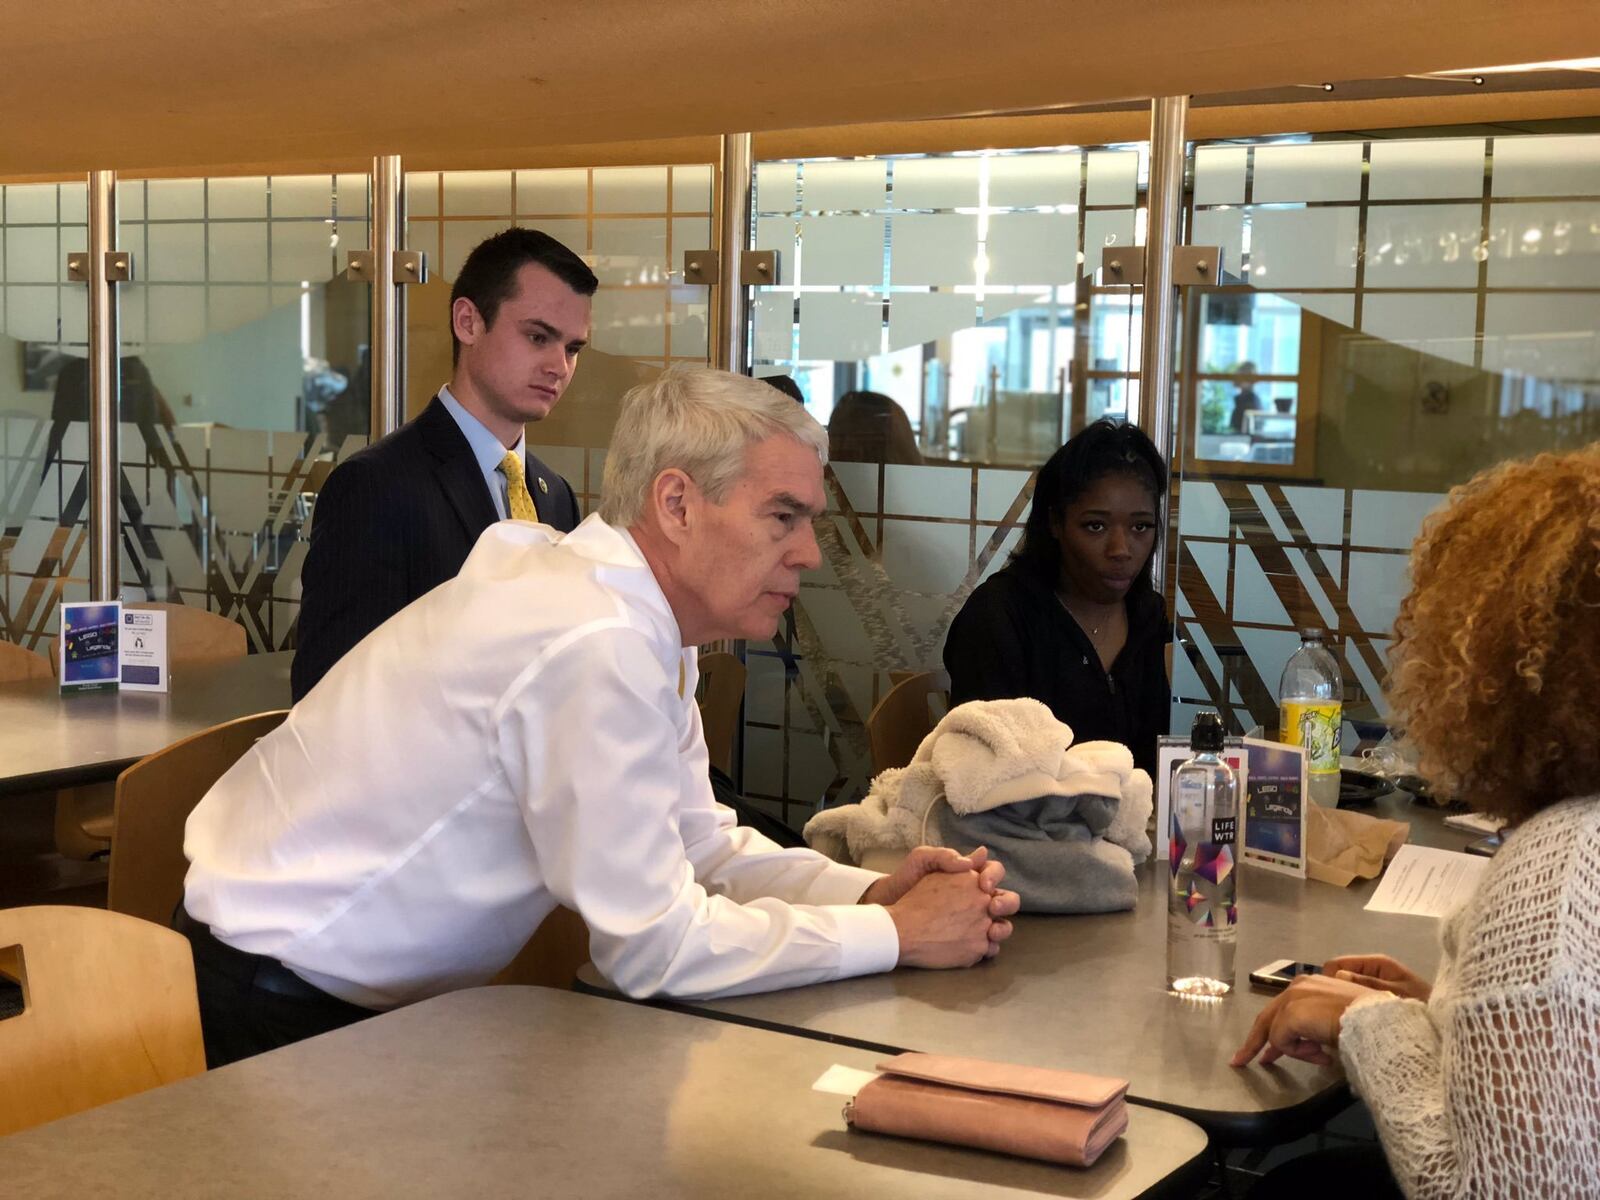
[{"xmin": 500, "ymin": 450, "xmax": 539, "ymax": 522}]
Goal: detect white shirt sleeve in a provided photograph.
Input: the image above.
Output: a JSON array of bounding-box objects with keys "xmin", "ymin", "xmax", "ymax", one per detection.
[{"xmin": 494, "ymin": 626, "xmax": 900, "ymax": 999}]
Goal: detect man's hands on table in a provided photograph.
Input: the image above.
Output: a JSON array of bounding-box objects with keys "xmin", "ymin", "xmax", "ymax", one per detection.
[{"xmin": 859, "ymin": 845, "xmax": 1022, "ymax": 969}]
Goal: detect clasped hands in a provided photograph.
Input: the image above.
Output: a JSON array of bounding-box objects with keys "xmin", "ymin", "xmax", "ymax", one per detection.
[
  {"xmin": 861, "ymin": 846, "xmax": 1021, "ymax": 969},
  {"xmin": 1231, "ymin": 953, "xmax": 1433, "ymax": 1068}
]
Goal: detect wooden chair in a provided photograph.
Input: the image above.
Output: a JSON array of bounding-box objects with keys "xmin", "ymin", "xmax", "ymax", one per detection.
[
  {"xmin": 0, "ymin": 639, "xmax": 52, "ymax": 684},
  {"xmin": 489, "ymin": 907, "xmax": 591, "ymax": 991},
  {"xmin": 51, "ymin": 603, "xmax": 249, "ymax": 861},
  {"xmin": 866, "ymin": 670, "xmax": 949, "ymax": 776},
  {"xmin": 696, "ymin": 650, "xmax": 747, "ymax": 777},
  {"xmin": 107, "ymin": 710, "xmax": 289, "ymax": 926},
  {"xmin": 0, "ymin": 905, "xmax": 205, "ymax": 1137}
]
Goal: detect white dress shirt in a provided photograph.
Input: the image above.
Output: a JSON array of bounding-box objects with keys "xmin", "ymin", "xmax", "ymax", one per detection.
[
  {"xmin": 436, "ymin": 383, "xmax": 526, "ymax": 521},
  {"xmin": 184, "ymin": 515, "xmax": 898, "ymax": 1009}
]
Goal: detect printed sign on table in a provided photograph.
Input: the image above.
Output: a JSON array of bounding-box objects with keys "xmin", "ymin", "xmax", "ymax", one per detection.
[{"xmin": 59, "ymin": 601, "xmax": 122, "ymax": 693}]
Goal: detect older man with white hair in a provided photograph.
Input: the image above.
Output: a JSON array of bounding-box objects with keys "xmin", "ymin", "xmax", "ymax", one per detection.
[{"xmin": 180, "ymin": 367, "xmax": 1019, "ymax": 1067}]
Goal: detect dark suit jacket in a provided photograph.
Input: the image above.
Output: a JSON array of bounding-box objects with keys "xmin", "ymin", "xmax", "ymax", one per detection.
[{"xmin": 291, "ymin": 396, "xmax": 581, "ymax": 701}]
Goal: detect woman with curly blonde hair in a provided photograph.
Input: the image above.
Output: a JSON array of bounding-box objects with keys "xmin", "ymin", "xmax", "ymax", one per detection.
[{"xmin": 1232, "ymin": 444, "xmax": 1600, "ymax": 1200}]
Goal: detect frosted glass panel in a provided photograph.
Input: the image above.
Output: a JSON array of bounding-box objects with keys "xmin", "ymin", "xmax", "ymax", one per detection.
[
  {"xmin": 144, "ymin": 223, "xmax": 206, "ymax": 281},
  {"xmin": 799, "ymin": 215, "xmax": 882, "ymax": 286},
  {"xmin": 986, "ymin": 212, "xmax": 1077, "ymax": 284},
  {"xmin": 886, "ymin": 292, "xmax": 976, "ymax": 352},
  {"xmin": 270, "ymin": 176, "xmax": 338, "ymax": 218},
  {"xmin": 144, "ymin": 285, "xmax": 206, "ymax": 342},
  {"xmin": 206, "ymin": 223, "xmax": 269, "ymax": 283},
  {"xmin": 797, "ymin": 292, "xmax": 881, "ymax": 360},
  {"xmin": 754, "ymin": 216, "xmax": 796, "ymax": 283},
  {"xmin": 889, "ymin": 214, "xmax": 977, "ymax": 285},
  {"xmin": 441, "ymin": 219, "xmax": 504, "ymax": 280},
  {"xmin": 1084, "ymin": 151, "xmax": 1137, "ymax": 206},
  {"xmin": 881, "ymin": 519, "xmax": 971, "ymax": 594},
  {"xmin": 803, "ymin": 160, "xmax": 885, "ymax": 211},
  {"xmin": 1083, "ymin": 209, "xmax": 1136, "ymax": 262},
  {"xmin": 1482, "ymin": 293, "xmax": 1600, "ymax": 380},
  {"xmin": 1362, "ymin": 204, "xmax": 1481, "ymax": 288},
  {"xmin": 1485, "ymin": 201, "xmax": 1600, "ymax": 288},
  {"xmin": 207, "ymin": 177, "xmax": 268, "ymax": 219},
  {"xmin": 145, "ymin": 179, "xmax": 205, "ymax": 219},
  {"xmin": 1193, "ymin": 146, "xmax": 1247, "ymax": 206},
  {"xmin": 442, "ymin": 170, "xmax": 513, "ymax": 216},
  {"xmin": 672, "ymin": 165, "xmax": 713, "ymax": 211},
  {"xmin": 4, "ymin": 184, "xmax": 59, "ymax": 223},
  {"xmin": 753, "ymin": 292, "xmax": 795, "ymax": 361},
  {"xmin": 3, "ymin": 228, "xmax": 57, "ymax": 283},
  {"xmin": 591, "ymin": 287, "xmax": 666, "ymax": 357},
  {"xmin": 591, "ymin": 218, "xmax": 667, "ymax": 286},
  {"xmin": 884, "ymin": 464, "xmax": 968, "ymax": 519},
  {"xmin": 988, "ymin": 153, "xmax": 1081, "ymax": 208},
  {"xmin": 516, "ymin": 168, "xmax": 588, "ymax": 213},
  {"xmin": 1360, "ymin": 293, "xmax": 1478, "ymax": 365},
  {"xmin": 893, "ymin": 157, "xmax": 980, "ymax": 209},
  {"xmin": 1367, "ymin": 139, "xmax": 1485, "ymax": 201},
  {"xmin": 756, "ymin": 162, "xmax": 798, "ymax": 213},
  {"xmin": 1491, "ymin": 134, "xmax": 1600, "ymax": 199},
  {"xmin": 1248, "ymin": 207, "xmax": 1358, "ymax": 288},
  {"xmin": 1191, "ymin": 208, "xmax": 1244, "ymax": 282},
  {"xmin": 406, "ymin": 173, "xmax": 439, "ymax": 217},
  {"xmin": 1252, "ymin": 142, "xmax": 1363, "ymax": 203},
  {"xmin": 1275, "ymin": 292, "xmax": 1355, "ymax": 327},
  {"xmin": 593, "ymin": 166, "xmax": 668, "ymax": 213}
]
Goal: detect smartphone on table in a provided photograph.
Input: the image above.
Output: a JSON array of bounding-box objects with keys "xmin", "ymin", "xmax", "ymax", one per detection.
[{"xmin": 1248, "ymin": 959, "xmax": 1322, "ymax": 990}]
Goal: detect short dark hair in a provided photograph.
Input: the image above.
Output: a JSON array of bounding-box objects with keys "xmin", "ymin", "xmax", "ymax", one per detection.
[
  {"xmin": 450, "ymin": 227, "xmax": 598, "ymax": 366},
  {"xmin": 1007, "ymin": 418, "xmax": 1168, "ymax": 594}
]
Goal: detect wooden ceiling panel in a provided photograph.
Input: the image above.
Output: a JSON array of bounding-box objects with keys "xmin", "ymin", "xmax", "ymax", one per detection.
[{"xmin": 5, "ymin": 0, "xmax": 1600, "ymax": 173}]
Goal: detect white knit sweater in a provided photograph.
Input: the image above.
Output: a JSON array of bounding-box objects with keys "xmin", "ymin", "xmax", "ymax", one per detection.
[{"xmin": 1339, "ymin": 795, "xmax": 1600, "ymax": 1200}]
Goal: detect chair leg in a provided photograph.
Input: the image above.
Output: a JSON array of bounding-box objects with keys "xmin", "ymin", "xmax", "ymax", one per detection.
[{"xmin": 53, "ymin": 786, "xmax": 114, "ymax": 862}]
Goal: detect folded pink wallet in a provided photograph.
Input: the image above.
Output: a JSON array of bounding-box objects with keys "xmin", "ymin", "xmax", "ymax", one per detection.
[{"xmin": 844, "ymin": 1052, "xmax": 1129, "ymax": 1168}]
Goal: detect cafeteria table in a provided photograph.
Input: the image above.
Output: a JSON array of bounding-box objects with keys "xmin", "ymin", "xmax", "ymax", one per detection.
[
  {"xmin": 579, "ymin": 792, "xmax": 1473, "ymax": 1145},
  {"xmin": 0, "ymin": 650, "xmax": 292, "ymax": 797},
  {"xmin": 1, "ymin": 986, "xmax": 1211, "ymax": 1199}
]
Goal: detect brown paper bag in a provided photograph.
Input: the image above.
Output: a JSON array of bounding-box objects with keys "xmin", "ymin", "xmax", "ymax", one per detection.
[{"xmin": 1307, "ymin": 804, "xmax": 1410, "ymax": 886}]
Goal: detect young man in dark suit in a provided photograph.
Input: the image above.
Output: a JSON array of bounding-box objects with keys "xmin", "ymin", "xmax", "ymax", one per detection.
[{"xmin": 292, "ymin": 229, "xmax": 597, "ymax": 702}]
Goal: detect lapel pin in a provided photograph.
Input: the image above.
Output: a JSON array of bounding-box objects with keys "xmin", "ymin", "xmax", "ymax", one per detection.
[{"xmin": 538, "ymin": 477, "xmax": 549, "ymax": 494}]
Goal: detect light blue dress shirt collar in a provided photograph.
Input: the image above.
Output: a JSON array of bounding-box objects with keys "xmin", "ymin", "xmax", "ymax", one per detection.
[{"xmin": 437, "ymin": 384, "xmax": 527, "ymax": 522}]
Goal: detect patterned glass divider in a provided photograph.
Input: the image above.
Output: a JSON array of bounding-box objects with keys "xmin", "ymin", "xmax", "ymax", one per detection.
[
  {"xmin": 0, "ymin": 181, "xmax": 92, "ymax": 651},
  {"xmin": 1172, "ymin": 131, "xmax": 1600, "ymax": 743},
  {"xmin": 114, "ymin": 173, "xmax": 372, "ymax": 652}
]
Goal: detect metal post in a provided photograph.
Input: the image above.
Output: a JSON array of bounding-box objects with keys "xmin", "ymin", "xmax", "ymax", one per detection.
[
  {"xmin": 85, "ymin": 170, "xmax": 120, "ymax": 600},
  {"xmin": 713, "ymin": 133, "xmax": 753, "ymax": 373},
  {"xmin": 1138, "ymin": 95, "xmax": 1188, "ymax": 595},
  {"xmin": 369, "ymin": 154, "xmax": 405, "ymax": 436}
]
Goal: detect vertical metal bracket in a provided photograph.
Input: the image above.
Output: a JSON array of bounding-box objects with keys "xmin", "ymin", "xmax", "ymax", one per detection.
[
  {"xmin": 1174, "ymin": 245, "xmax": 1223, "ymax": 285},
  {"xmin": 682, "ymin": 250, "xmax": 719, "ymax": 286},
  {"xmin": 1100, "ymin": 246, "xmax": 1145, "ymax": 286},
  {"xmin": 66, "ymin": 252, "xmax": 90, "ymax": 283},
  {"xmin": 740, "ymin": 249, "xmax": 777, "ymax": 286},
  {"xmin": 66, "ymin": 252, "xmax": 132, "ymax": 283},
  {"xmin": 345, "ymin": 249, "xmax": 375, "ymax": 282},
  {"xmin": 393, "ymin": 249, "xmax": 427, "ymax": 285}
]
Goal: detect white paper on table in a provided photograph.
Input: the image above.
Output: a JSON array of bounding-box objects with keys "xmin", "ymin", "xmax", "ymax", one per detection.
[
  {"xmin": 1442, "ymin": 811, "xmax": 1505, "ymax": 836},
  {"xmin": 811, "ymin": 1064, "xmax": 879, "ymax": 1098},
  {"xmin": 1365, "ymin": 844, "xmax": 1489, "ymax": 919}
]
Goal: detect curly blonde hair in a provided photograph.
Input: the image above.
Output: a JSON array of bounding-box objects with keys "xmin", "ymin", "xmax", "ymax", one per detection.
[{"xmin": 1387, "ymin": 444, "xmax": 1600, "ymax": 820}]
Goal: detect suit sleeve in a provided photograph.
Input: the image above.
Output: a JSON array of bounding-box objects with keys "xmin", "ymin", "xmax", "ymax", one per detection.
[
  {"xmin": 943, "ymin": 583, "xmax": 1033, "ymax": 706},
  {"xmin": 292, "ymin": 456, "xmax": 409, "ymax": 701}
]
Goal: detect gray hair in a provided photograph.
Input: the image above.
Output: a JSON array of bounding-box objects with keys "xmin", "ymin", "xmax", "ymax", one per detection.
[{"xmin": 600, "ymin": 367, "xmax": 828, "ymax": 527}]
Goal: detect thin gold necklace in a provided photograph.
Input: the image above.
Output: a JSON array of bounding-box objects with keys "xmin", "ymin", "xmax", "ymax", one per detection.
[{"xmin": 1056, "ymin": 591, "xmax": 1107, "ymax": 637}]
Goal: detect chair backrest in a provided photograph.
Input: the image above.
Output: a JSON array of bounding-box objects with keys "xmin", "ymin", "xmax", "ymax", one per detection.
[
  {"xmin": 108, "ymin": 709, "xmax": 289, "ymax": 925},
  {"xmin": 47, "ymin": 602, "xmax": 247, "ymax": 678},
  {"xmin": 866, "ymin": 671, "xmax": 949, "ymax": 776},
  {"xmin": 696, "ymin": 651, "xmax": 747, "ymax": 776},
  {"xmin": 0, "ymin": 639, "xmax": 52, "ymax": 684},
  {"xmin": 0, "ymin": 905, "xmax": 205, "ymax": 1136}
]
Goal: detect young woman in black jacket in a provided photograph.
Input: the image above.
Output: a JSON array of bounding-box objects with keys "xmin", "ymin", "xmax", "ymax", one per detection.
[{"xmin": 943, "ymin": 420, "xmax": 1170, "ymax": 777}]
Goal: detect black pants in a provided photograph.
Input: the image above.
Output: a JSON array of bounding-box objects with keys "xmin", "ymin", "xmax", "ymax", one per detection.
[
  {"xmin": 1247, "ymin": 1143, "xmax": 1403, "ymax": 1199},
  {"xmin": 174, "ymin": 907, "xmax": 378, "ymax": 1069}
]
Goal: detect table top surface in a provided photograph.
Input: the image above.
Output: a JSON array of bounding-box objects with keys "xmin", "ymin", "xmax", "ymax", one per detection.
[
  {"xmin": 2, "ymin": 987, "xmax": 1208, "ymax": 1200},
  {"xmin": 580, "ymin": 792, "xmax": 1472, "ymax": 1143},
  {"xmin": 0, "ymin": 651, "xmax": 292, "ymax": 795}
]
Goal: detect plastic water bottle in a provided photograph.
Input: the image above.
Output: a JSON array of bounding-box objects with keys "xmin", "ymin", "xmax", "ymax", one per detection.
[
  {"xmin": 1278, "ymin": 629, "xmax": 1343, "ymax": 807},
  {"xmin": 1167, "ymin": 711, "xmax": 1238, "ymax": 997}
]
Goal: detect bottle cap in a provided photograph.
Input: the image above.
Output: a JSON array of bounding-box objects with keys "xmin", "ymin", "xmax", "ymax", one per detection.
[
  {"xmin": 1190, "ymin": 710, "xmax": 1225, "ymax": 753},
  {"xmin": 1299, "ymin": 627, "xmax": 1325, "ymax": 642}
]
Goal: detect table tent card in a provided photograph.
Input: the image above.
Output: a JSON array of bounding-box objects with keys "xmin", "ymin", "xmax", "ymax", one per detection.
[
  {"xmin": 58, "ymin": 601, "xmax": 122, "ymax": 693},
  {"xmin": 120, "ymin": 608, "xmax": 169, "ymax": 693},
  {"xmin": 1239, "ymin": 737, "xmax": 1308, "ymax": 878}
]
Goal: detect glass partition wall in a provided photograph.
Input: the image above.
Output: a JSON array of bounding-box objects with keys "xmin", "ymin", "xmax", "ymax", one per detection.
[{"xmin": 1171, "ymin": 132, "xmax": 1600, "ymax": 744}]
